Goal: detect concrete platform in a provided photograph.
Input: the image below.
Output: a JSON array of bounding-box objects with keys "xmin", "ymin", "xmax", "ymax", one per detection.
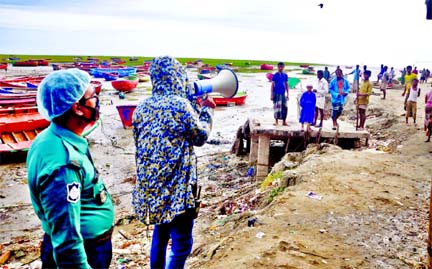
[{"xmin": 248, "ymin": 118, "xmax": 370, "ymax": 179}]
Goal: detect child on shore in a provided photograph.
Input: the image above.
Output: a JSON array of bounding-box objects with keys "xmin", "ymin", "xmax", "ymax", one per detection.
[
  {"xmin": 356, "ymin": 70, "xmax": 372, "ymax": 130},
  {"xmin": 299, "ymin": 84, "xmax": 316, "ymax": 131},
  {"xmin": 405, "ymin": 78, "xmax": 421, "ymax": 126}
]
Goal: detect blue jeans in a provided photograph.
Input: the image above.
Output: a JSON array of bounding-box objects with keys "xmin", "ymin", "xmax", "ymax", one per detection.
[
  {"xmin": 151, "ymin": 212, "xmax": 194, "ymax": 269},
  {"xmin": 40, "ymin": 232, "xmax": 112, "ymax": 269}
]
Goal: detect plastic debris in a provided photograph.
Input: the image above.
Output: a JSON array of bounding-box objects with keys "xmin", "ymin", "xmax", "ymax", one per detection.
[
  {"xmin": 306, "ymin": 191, "xmax": 322, "ymax": 200},
  {"xmin": 256, "ymin": 231, "xmax": 265, "ymax": 239}
]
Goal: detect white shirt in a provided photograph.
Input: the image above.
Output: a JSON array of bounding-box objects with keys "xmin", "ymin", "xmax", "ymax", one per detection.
[
  {"xmin": 315, "ymin": 78, "xmax": 329, "ymax": 109},
  {"xmin": 407, "ymin": 86, "xmax": 420, "ymax": 102}
]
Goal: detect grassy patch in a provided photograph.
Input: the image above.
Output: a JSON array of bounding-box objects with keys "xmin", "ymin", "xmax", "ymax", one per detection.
[
  {"xmin": 0, "ymin": 54, "xmax": 322, "ymax": 71},
  {"xmin": 267, "ymin": 186, "xmax": 286, "ymax": 204}
]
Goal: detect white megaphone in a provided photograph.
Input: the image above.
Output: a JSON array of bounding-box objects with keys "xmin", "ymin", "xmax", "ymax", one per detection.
[{"xmin": 191, "ymin": 69, "xmax": 239, "ymax": 98}]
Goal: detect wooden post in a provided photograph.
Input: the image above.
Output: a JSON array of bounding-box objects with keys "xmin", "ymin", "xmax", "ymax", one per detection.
[
  {"xmin": 256, "ymin": 135, "xmax": 270, "ymax": 180},
  {"xmin": 249, "ymin": 134, "xmax": 259, "ymax": 164},
  {"xmin": 428, "ymin": 177, "xmax": 432, "ymax": 268}
]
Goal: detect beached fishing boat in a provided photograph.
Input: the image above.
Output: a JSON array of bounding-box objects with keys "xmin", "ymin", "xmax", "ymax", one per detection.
[
  {"xmin": 90, "ymin": 80, "xmax": 103, "ymax": 95},
  {"xmin": 103, "ymin": 72, "xmax": 119, "ymax": 81},
  {"xmin": 0, "ymin": 76, "xmax": 45, "ymax": 88},
  {"xmin": 0, "ymin": 106, "xmax": 50, "ymax": 153},
  {"xmin": 266, "ymin": 73, "xmax": 273, "ymax": 81},
  {"xmin": 116, "ymin": 105, "xmax": 136, "ymax": 128},
  {"xmin": 91, "ymin": 67, "xmax": 136, "ymax": 78},
  {"xmin": 112, "ymin": 79, "xmax": 139, "ymax": 93},
  {"xmin": 12, "ymin": 60, "xmax": 39, "ymax": 67},
  {"xmin": 197, "ymin": 73, "xmax": 213, "ymax": 80},
  {"xmin": 299, "ymin": 64, "xmax": 309, "ymax": 68},
  {"xmin": 197, "ymin": 92, "xmax": 248, "ymax": 106},
  {"xmin": 0, "ymin": 63, "xmax": 7, "ymax": 71},
  {"xmin": 260, "ymin": 64, "xmax": 274, "ymax": 71}
]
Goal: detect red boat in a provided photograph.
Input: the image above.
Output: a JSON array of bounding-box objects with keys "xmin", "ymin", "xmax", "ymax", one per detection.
[
  {"xmin": 266, "ymin": 73, "xmax": 273, "ymax": 81},
  {"xmin": 12, "ymin": 60, "xmax": 39, "ymax": 67},
  {"xmin": 0, "ymin": 63, "xmax": 7, "ymax": 71},
  {"xmin": 0, "ymin": 106, "xmax": 50, "ymax": 153},
  {"xmin": 0, "ymin": 76, "xmax": 45, "ymax": 88},
  {"xmin": 198, "ymin": 94, "xmax": 247, "ymax": 106},
  {"xmin": 260, "ymin": 64, "xmax": 274, "ymax": 71},
  {"xmin": 112, "ymin": 79, "xmax": 139, "ymax": 93},
  {"xmin": 91, "ymin": 80, "xmax": 103, "ymax": 95},
  {"xmin": 116, "ymin": 105, "xmax": 136, "ymax": 128},
  {"xmin": 213, "ymin": 94, "xmax": 247, "ymax": 106}
]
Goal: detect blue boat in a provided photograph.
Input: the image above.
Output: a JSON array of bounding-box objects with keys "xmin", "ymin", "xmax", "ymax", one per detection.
[
  {"xmin": 90, "ymin": 67, "xmax": 137, "ymax": 78},
  {"xmin": 103, "ymin": 72, "xmax": 119, "ymax": 81}
]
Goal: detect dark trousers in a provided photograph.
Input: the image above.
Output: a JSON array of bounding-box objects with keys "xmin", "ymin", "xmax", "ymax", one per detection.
[
  {"xmin": 41, "ymin": 232, "xmax": 112, "ymax": 269},
  {"xmin": 150, "ymin": 212, "xmax": 194, "ymax": 269}
]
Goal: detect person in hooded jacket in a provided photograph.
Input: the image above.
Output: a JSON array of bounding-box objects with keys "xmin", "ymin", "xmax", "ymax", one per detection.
[{"xmin": 132, "ymin": 56, "xmax": 215, "ymax": 269}]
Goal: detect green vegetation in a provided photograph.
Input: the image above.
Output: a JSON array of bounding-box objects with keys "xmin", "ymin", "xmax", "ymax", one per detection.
[
  {"xmin": 267, "ymin": 186, "xmax": 286, "ymax": 204},
  {"xmin": 260, "ymin": 171, "xmax": 283, "ymax": 190},
  {"xmin": 0, "ymin": 54, "xmax": 322, "ymax": 73}
]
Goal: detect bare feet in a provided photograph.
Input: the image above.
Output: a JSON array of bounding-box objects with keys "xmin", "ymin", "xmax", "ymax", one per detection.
[{"xmin": 282, "ymin": 122, "xmax": 288, "ymax": 126}]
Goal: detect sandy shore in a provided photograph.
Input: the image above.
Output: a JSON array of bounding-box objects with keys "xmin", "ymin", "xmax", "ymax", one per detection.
[{"xmin": 1, "ymin": 65, "xmax": 431, "ymax": 268}]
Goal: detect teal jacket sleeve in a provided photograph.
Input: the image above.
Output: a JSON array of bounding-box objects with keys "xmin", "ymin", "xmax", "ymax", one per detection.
[{"xmin": 39, "ymin": 166, "xmax": 91, "ymax": 269}]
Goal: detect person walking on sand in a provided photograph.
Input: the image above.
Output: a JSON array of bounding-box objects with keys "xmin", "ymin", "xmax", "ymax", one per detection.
[
  {"xmin": 271, "ymin": 62, "xmax": 289, "ymax": 126},
  {"xmin": 402, "ymin": 65, "xmax": 418, "ymax": 109},
  {"xmin": 329, "ymin": 68, "xmax": 350, "ymax": 130},
  {"xmin": 347, "ymin": 64, "xmax": 361, "ymax": 93},
  {"xmin": 356, "ymin": 70, "xmax": 373, "ymax": 130},
  {"xmin": 405, "ymin": 78, "xmax": 421, "ymax": 126},
  {"xmin": 132, "ymin": 56, "xmax": 215, "ymax": 269},
  {"xmin": 27, "ymin": 69, "xmax": 114, "ymax": 269},
  {"xmin": 424, "ymin": 90, "xmax": 432, "ymax": 142},
  {"xmin": 380, "ymin": 66, "xmax": 390, "ymax": 99},
  {"xmin": 313, "ymin": 70, "xmax": 328, "ymax": 128},
  {"xmin": 299, "ymin": 84, "xmax": 316, "ymax": 131}
]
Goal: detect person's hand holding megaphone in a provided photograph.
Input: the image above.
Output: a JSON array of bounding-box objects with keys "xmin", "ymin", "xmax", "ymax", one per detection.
[{"xmin": 199, "ymin": 96, "xmax": 216, "ymax": 109}]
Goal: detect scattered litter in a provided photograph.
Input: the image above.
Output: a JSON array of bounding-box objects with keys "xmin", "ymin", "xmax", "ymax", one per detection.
[
  {"xmin": 248, "ymin": 217, "xmax": 257, "ymax": 227},
  {"xmin": 306, "ymin": 191, "xmax": 322, "ymax": 200},
  {"xmin": 319, "ymin": 229, "xmax": 326, "ymax": 234},
  {"xmin": 256, "ymin": 231, "xmax": 265, "ymax": 239}
]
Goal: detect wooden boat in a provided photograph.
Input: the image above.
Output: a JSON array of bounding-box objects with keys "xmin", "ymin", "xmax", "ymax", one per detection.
[
  {"xmin": 299, "ymin": 64, "xmax": 309, "ymax": 68},
  {"xmin": 0, "ymin": 106, "xmax": 50, "ymax": 153},
  {"xmin": 12, "ymin": 60, "xmax": 39, "ymax": 67},
  {"xmin": 116, "ymin": 105, "xmax": 136, "ymax": 128},
  {"xmin": 197, "ymin": 73, "xmax": 213, "ymax": 80},
  {"xmin": 0, "ymin": 76, "xmax": 44, "ymax": 88},
  {"xmin": 260, "ymin": 64, "xmax": 274, "ymax": 71},
  {"xmin": 112, "ymin": 79, "xmax": 139, "ymax": 92},
  {"xmin": 137, "ymin": 72, "xmax": 150, "ymax": 82},
  {"xmin": 103, "ymin": 72, "xmax": 119, "ymax": 81},
  {"xmin": 266, "ymin": 73, "xmax": 273, "ymax": 81},
  {"xmin": 91, "ymin": 67, "xmax": 136, "ymax": 78},
  {"xmin": 302, "ymin": 69, "xmax": 316, "ymax": 75},
  {"xmin": 90, "ymin": 80, "xmax": 102, "ymax": 95},
  {"xmin": 135, "ymin": 62, "xmax": 151, "ymax": 73},
  {"xmin": 198, "ymin": 93, "xmax": 247, "ymax": 106}
]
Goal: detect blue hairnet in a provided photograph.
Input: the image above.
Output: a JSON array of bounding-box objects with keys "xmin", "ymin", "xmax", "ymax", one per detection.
[{"xmin": 37, "ymin": 68, "xmax": 91, "ymax": 120}]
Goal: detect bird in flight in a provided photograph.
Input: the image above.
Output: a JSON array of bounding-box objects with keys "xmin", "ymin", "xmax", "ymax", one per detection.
[{"xmin": 318, "ymin": 3, "xmax": 324, "ymax": 8}]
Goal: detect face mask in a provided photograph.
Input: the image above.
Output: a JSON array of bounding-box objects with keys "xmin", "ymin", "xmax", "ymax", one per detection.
[{"xmin": 79, "ymin": 96, "xmax": 100, "ymax": 122}]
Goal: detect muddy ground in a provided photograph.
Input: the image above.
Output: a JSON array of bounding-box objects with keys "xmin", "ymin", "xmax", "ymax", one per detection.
[{"xmin": 1, "ymin": 66, "xmax": 431, "ymax": 268}]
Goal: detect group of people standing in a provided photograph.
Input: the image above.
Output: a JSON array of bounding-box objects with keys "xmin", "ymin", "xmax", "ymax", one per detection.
[{"xmin": 271, "ymin": 63, "xmax": 373, "ymax": 131}]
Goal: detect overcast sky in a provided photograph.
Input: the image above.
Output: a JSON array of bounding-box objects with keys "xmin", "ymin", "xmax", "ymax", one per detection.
[{"xmin": 0, "ymin": 0, "xmax": 430, "ymax": 68}]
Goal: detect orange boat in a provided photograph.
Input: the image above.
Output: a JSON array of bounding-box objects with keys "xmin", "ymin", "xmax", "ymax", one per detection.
[{"xmin": 0, "ymin": 106, "xmax": 50, "ymax": 153}]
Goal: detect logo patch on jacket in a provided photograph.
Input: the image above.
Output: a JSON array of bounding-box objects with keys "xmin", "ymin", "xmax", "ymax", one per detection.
[{"xmin": 67, "ymin": 182, "xmax": 81, "ymax": 203}]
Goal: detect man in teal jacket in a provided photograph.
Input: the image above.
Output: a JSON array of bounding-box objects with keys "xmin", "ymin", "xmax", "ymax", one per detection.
[
  {"xmin": 27, "ymin": 69, "xmax": 114, "ymax": 268},
  {"xmin": 329, "ymin": 68, "xmax": 350, "ymax": 130}
]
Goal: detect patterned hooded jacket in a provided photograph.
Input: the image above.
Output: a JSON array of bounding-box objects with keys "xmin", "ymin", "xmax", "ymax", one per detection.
[{"xmin": 132, "ymin": 56, "xmax": 212, "ymax": 225}]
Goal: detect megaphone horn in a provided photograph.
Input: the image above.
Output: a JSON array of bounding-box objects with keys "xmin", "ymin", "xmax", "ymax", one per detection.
[{"xmin": 192, "ymin": 69, "xmax": 239, "ymax": 98}]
